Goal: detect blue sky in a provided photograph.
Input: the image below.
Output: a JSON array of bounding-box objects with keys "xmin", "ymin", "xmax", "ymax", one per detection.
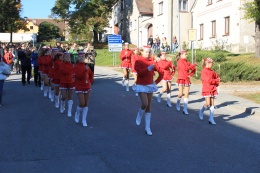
[{"xmin": 21, "ymin": 0, "xmax": 56, "ymax": 18}]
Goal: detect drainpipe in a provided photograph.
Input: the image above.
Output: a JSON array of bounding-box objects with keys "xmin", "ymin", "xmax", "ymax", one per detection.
[
  {"xmin": 178, "ymin": 4, "xmax": 181, "ymax": 51},
  {"xmin": 138, "ymin": 14, "xmax": 141, "ymax": 47}
]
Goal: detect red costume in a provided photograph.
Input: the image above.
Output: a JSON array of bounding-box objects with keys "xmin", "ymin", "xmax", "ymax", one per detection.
[
  {"xmin": 52, "ymin": 59, "xmax": 63, "ymax": 85},
  {"xmin": 131, "ymin": 54, "xmax": 140, "ymax": 73},
  {"xmin": 59, "ymin": 61, "xmax": 75, "ymax": 89},
  {"xmin": 176, "ymin": 58, "xmax": 196, "ymax": 85},
  {"xmin": 38, "ymin": 56, "xmax": 43, "ymax": 72},
  {"xmin": 74, "ymin": 62, "xmax": 94, "ymax": 91},
  {"xmin": 119, "ymin": 49, "xmax": 132, "ymax": 69},
  {"xmin": 157, "ymin": 59, "xmax": 175, "ymax": 81},
  {"xmin": 41, "ymin": 55, "xmax": 53, "ymax": 75},
  {"xmin": 135, "ymin": 57, "xmax": 164, "ymax": 85},
  {"xmin": 201, "ymin": 67, "xmax": 219, "ymax": 97}
]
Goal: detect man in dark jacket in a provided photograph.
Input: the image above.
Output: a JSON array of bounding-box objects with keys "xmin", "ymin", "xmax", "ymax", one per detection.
[{"xmin": 18, "ymin": 45, "xmax": 31, "ymax": 85}]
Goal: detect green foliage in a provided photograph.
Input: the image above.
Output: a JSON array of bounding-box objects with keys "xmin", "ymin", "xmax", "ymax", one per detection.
[
  {"xmin": 38, "ymin": 22, "xmax": 61, "ymax": 42},
  {"xmin": 220, "ymin": 62, "xmax": 260, "ymax": 82},
  {"xmin": 0, "ymin": 0, "xmax": 27, "ymax": 33},
  {"xmin": 51, "ymin": 0, "xmax": 117, "ymax": 42},
  {"xmin": 241, "ymin": 0, "xmax": 260, "ymax": 22},
  {"xmin": 182, "ymin": 41, "xmax": 189, "ymax": 50}
]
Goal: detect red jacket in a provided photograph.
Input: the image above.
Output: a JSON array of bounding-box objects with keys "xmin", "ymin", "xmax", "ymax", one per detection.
[
  {"xmin": 157, "ymin": 59, "xmax": 175, "ymax": 80},
  {"xmin": 60, "ymin": 61, "xmax": 74, "ymax": 83},
  {"xmin": 3, "ymin": 52, "xmax": 13, "ymax": 64},
  {"xmin": 119, "ymin": 49, "xmax": 132, "ymax": 63},
  {"xmin": 42, "ymin": 55, "xmax": 53, "ymax": 74},
  {"xmin": 135, "ymin": 57, "xmax": 164, "ymax": 85},
  {"xmin": 201, "ymin": 67, "xmax": 220, "ymax": 93},
  {"xmin": 74, "ymin": 62, "xmax": 94, "ymax": 90},
  {"xmin": 131, "ymin": 54, "xmax": 140, "ymax": 71},
  {"xmin": 53, "ymin": 59, "xmax": 63, "ymax": 79},
  {"xmin": 38, "ymin": 57, "xmax": 43, "ymax": 71},
  {"xmin": 177, "ymin": 58, "xmax": 196, "ymax": 80}
]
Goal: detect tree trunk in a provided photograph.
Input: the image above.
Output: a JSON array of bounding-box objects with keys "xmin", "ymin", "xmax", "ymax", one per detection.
[
  {"xmin": 93, "ymin": 30, "xmax": 98, "ymax": 43},
  {"xmin": 255, "ymin": 22, "xmax": 260, "ymax": 58}
]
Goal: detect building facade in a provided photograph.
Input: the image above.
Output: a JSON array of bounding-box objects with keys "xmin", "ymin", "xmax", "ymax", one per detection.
[{"xmin": 110, "ymin": 0, "xmax": 255, "ymax": 53}]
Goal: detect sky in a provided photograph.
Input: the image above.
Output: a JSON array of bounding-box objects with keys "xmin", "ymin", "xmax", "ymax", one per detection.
[{"xmin": 21, "ymin": 0, "xmax": 56, "ymax": 19}]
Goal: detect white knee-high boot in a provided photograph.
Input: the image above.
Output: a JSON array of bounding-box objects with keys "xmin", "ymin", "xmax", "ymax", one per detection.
[
  {"xmin": 41, "ymin": 82, "xmax": 44, "ymax": 90},
  {"xmin": 183, "ymin": 98, "xmax": 189, "ymax": 115},
  {"xmin": 75, "ymin": 106, "xmax": 83, "ymax": 123},
  {"xmin": 60, "ymin": 100, "xmax": 65, "ymax": 113},
  {"xmin": 199, "ymin": 105, "xmax": 207, "ymax": 120},
  {"xmin": 44, "ymin": 86, "xmax": 48, "ymax": 97},
  {"xmin": 145, "ymin": 112, "xmax": 152, "ymax": 136},
  {"xmin": 67, "ymin": 100, "xmax": 73, "ymax": 117},
  {"xmin": 82, "ymin": 107, "xmax": 88, "ymax": 127},
  {"xmin": 176, "ymin": 98, "xmax": 181, "ymax": 111},
  {"xmin": 50, "ymin": 90, "xmax": 55, "ymax": 102},
  {"xmin": 136, "ymin": 108, "xmax": 145, "ymax": 125},
  {"xmin": 48, "ymin": 87, "xmax": 52, "ymax": 99},
  {"xmin": 166, "ymin": 93, "xmax": 172, "ymax": 107},
  {"xmin": 209, "ymin": 106, "xmax": 216, "ymax": 125},
  {"xmin": 122, "ymin": 77, "xmax": 125, "ymax": 87},
  {"xmin": 55, "ymin": 95, "xmax": 59, "ymax": 108},
  {"xmin": 157, "ymin": 92, "xmax": 162, "ymax": 103},
  {"xmin": 125, "ymin": 80, "xmax": 129, "ymax": 91}
]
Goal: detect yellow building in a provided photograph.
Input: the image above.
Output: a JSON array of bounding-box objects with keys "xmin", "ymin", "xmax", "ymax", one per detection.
[{"xmin": 17, "ymin": 20, "xmax": 38, "ymax": 34}]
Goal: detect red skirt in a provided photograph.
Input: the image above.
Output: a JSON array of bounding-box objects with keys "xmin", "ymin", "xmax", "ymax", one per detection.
[
  {"xmin": 176, "ymin": 79, "xmax": 191, "ymax": 86},
  {"xmin": 52, "ymin": 78, "xmax": 60, "ymax": 85},
  {"xmin": 60, "ymin": 83, "xmax": 75, "ymax": 89},
  {"xmin": 120, "ymin": 61, "xmax": 131, "ymax": 69},
  {"xmin": 202, "ymin": 90, "xmax": 218, "ymax": 97}
]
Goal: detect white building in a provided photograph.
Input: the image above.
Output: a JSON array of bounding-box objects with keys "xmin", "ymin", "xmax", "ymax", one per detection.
[{"xmin": 110, "ymin": 0, "xmax": 255, "ymax": 53}]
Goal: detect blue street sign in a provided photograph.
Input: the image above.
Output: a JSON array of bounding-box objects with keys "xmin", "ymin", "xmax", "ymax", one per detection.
[{"xmin": 108, "ymin": 35, "xmax": 122, "ymax": 44}]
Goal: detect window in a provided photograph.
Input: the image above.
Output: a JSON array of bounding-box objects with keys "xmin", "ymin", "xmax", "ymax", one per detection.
[
  {"xmin": 224, "ymin": 16, "xmax": 230, "ymax": 35},
  {"xmin": 159, "ymin": 2, "xmax": 163, "ymax": 15},
  {"xmin": 30, "ymin": 26, "xmax": 33, "ymax": 30},
  {"xmin": 208, "ymin": 0, "xmax": 212, "ymax": 5},
  {"xmin": 179, "ymin": 0, "xmax": 188, "ymax": 12},
  {"xmin": 211, "ymin": 20, "xmax": 216, "ymax": 37},
  {"xmin": 199, "ymin": 24, "xmax": 204, "ymax": 40}
]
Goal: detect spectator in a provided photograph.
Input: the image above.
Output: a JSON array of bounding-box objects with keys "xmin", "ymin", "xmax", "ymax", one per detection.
[
  {"xmin": 18, "ymin": 45, "xmax": 32, "ymax": 85},
  {"xmin": 147, "ymin": 35, "xmax": 153, "ymax": 47},
  {"xmin": 172, "ymin": 36, "xmax": 178, "ymax": 53},
  {"xmin": 68, "ymin": 42, "xmax": 78, "ymax": 64},
  {"xmin": 0, "ymin": 57, "xmax": 11, "ymax": 106}
]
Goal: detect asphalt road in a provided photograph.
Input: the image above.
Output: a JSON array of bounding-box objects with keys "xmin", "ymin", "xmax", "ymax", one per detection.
[{"xmin": 0, "ymin": 66, "xmax": 259, "ymax": 173}]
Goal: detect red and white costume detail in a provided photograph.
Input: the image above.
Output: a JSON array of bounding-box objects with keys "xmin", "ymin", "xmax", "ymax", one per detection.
[
  {"xmin": 133, "ymin": 57, "xmax": 164, "ymax": 93},
  {"xmin": 52, "ymin": 59, "xmax": 63, "ymax": 86},
  {"xmin": 157, "ymin": 59, "xmax": 175, "ymax": 82},
  {"xmin": 119, "ymin": 49, "xmax": 132, "ymax": 69},
  {"xmin": 201, "ymin": 67, "xmax": 219, "ymax": 97},
  {"xmin": 41, "ymin": 55, "xmax": 53, "ymax": 77},
  {"xmin": 74, "ymin": 62, "xmax": 94, "ymax": 93},
  {"xmin": 176, "ymin": 58, "xmax": 196, "ymax": 86},
  {"xmin": 59, "ymin": 61, "xmax": 75, "ymax": 89}
]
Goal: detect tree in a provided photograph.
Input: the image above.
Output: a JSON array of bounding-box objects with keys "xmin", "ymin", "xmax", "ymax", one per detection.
[
  {"xmin": 241, "ymin": 0, "xmax": 260, "ymax": 58},
  {"xmin": 0, "ymin": 0, "xmax": 27, "ymax": 33},
  {"xmin": 37, "ymin": 22, "xmax": 61, "ymax": 42},
  {"xmin": 51, "ymin": 0, "xmax": 117, "ymax": 42}
]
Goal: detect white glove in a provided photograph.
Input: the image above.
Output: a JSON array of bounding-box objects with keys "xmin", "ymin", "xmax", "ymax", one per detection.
[{"xmin": 147, "ymin": 64, "xmax": 154, "ymax": 71}]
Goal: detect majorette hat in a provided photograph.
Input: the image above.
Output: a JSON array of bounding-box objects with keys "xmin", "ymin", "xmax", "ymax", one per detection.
[
  {"xmin": 124, "ymin": 42, "xmax": 129, "ymax": 45},
  {"xmin": 52, "ymin": 48, "xmax": 58, "ymax": 51},
  {"xmin": 143, "ymin": 46, "xmax": 151, "ymax": 51},
  {"xmin": 204, "ymin": 57, "xmax": 214, "ymax": 63}
]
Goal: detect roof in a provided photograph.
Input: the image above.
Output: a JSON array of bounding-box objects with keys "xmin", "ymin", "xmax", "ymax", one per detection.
[{"xmin": 135, "ymin": 0, "xmax": 153, "ymax": 15}]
